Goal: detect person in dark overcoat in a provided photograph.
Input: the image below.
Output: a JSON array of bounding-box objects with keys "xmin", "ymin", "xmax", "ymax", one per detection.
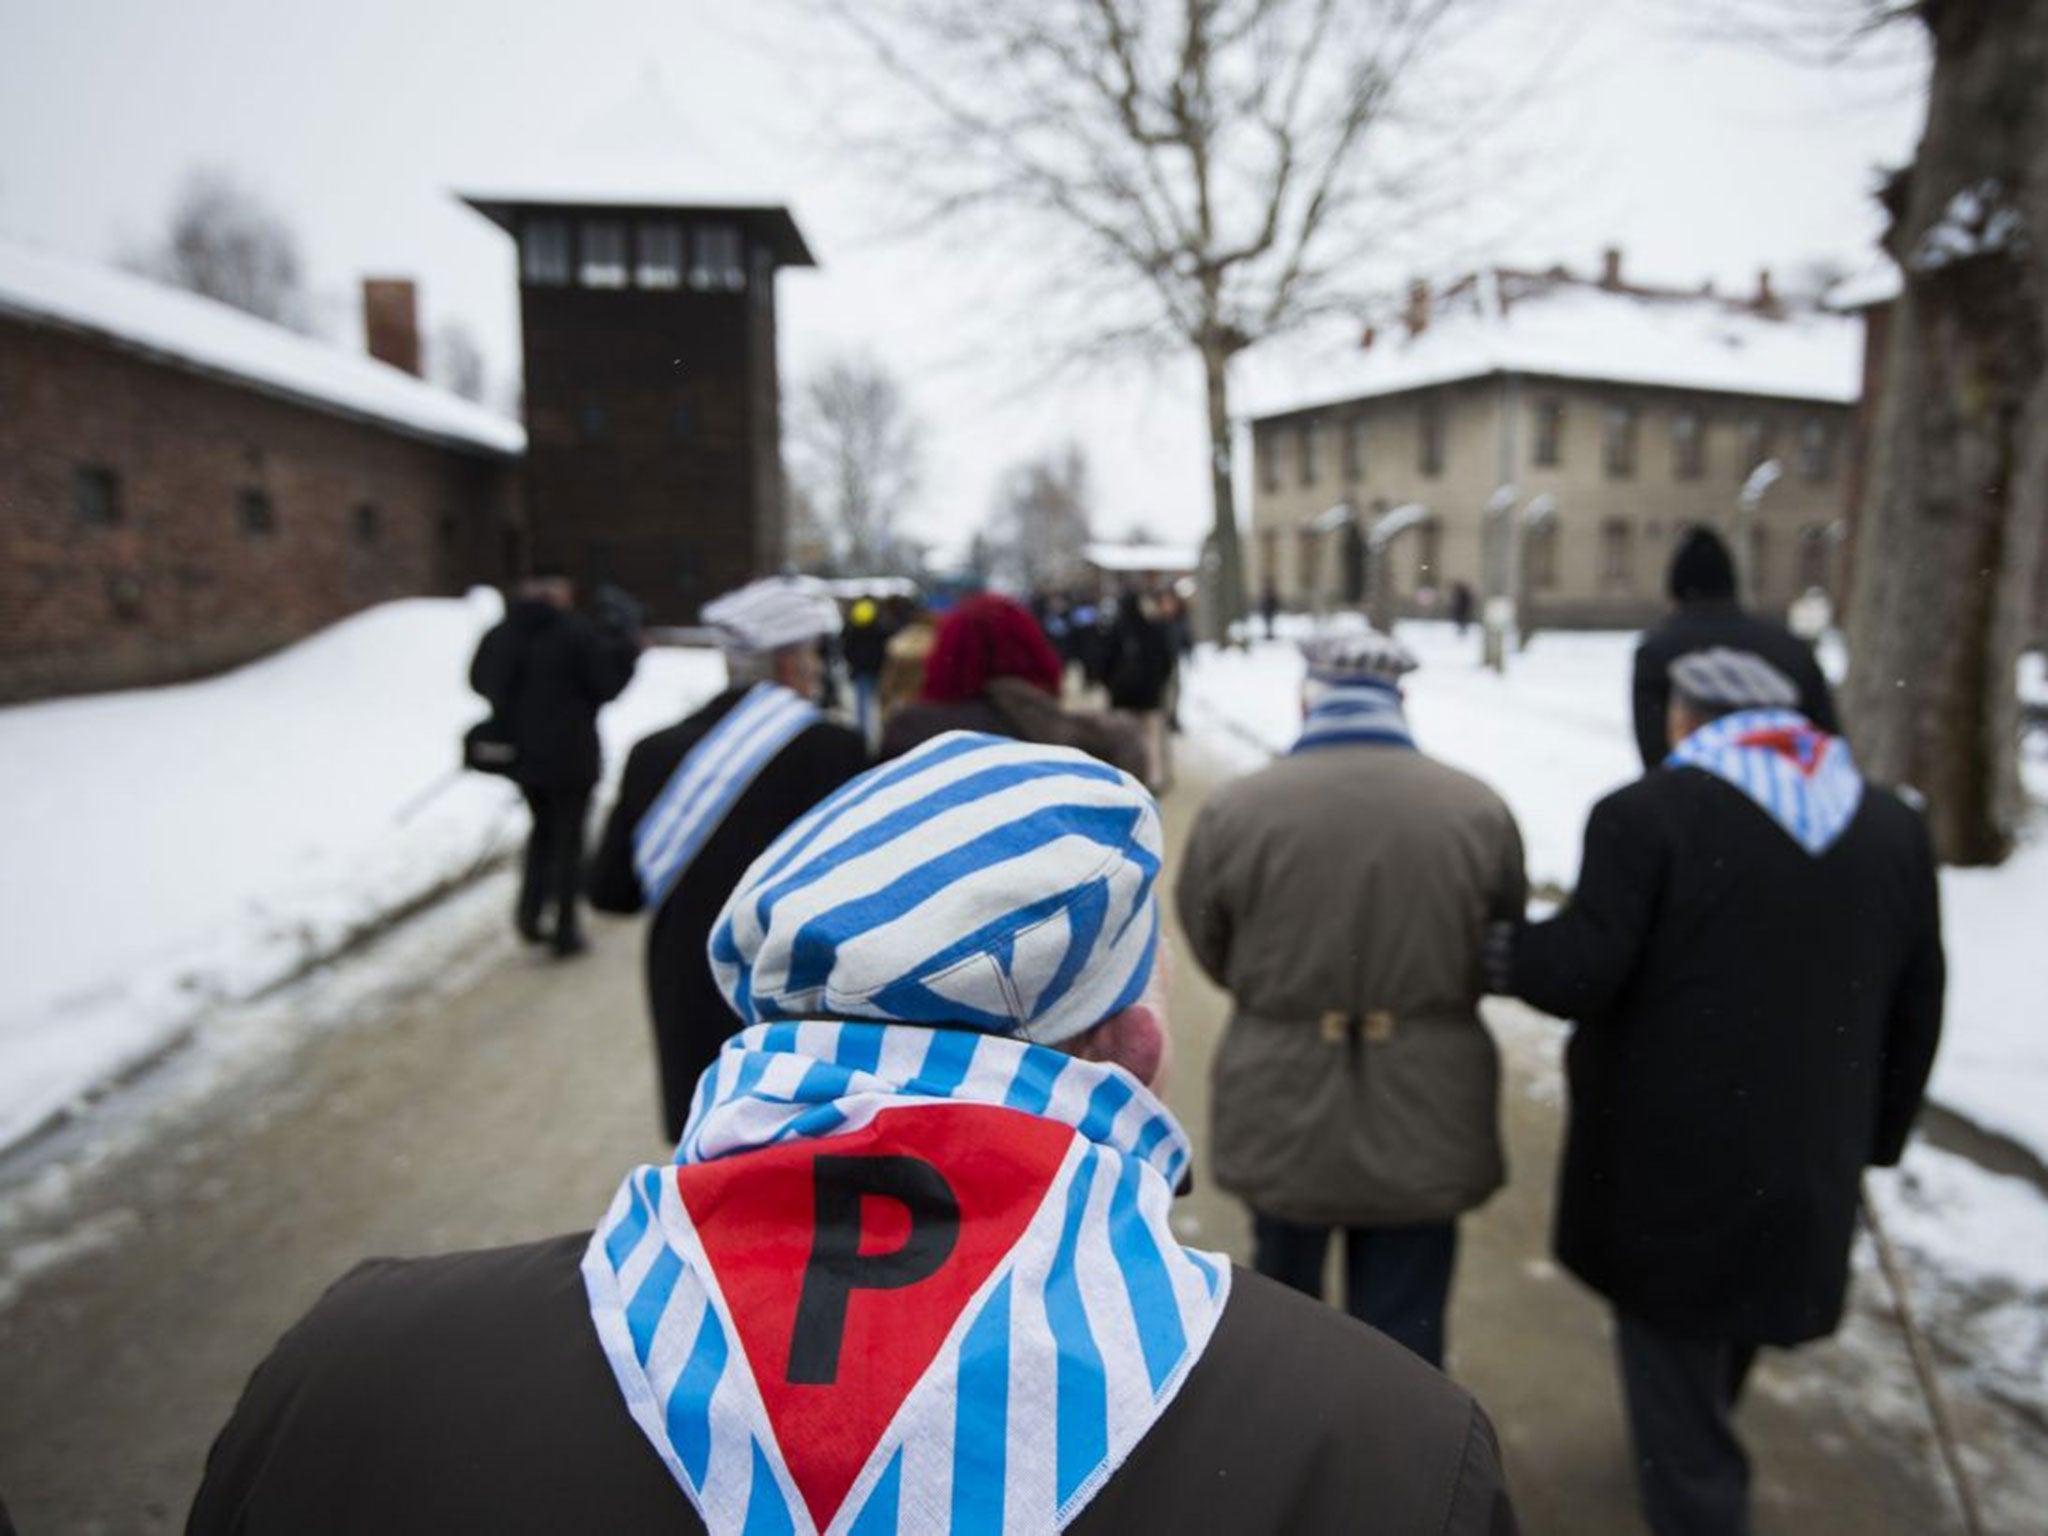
[
  {"xmin": 190, "ymin": 739, "xmax": 1517, "ymax": 1536},
  {"xmin": 588, "ymin": 577, "xmax": 867, "ymax": 1140},
  {"xmin": 469, "ymin": 575, "xmax": 639, "ymax": 956},
  {"xmin": 1631, "ymin": 526, "xmax": 1838, "ymax": 770},
  {"xmin": 1498, "ymin": 646, "xmax": 1944, "ymax": 1536}
]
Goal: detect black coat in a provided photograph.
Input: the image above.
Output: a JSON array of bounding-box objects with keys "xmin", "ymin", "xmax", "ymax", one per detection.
[
  {"xmin": 1631, "ymin": 601, "xmax": 1838, "ymax": 770},
  {"xmin": 1508, "ymin": 767, "xmax": 1944, "ymax": 1344},
  {"xmin": 1103, "ymin": 610, "xmax": 1175, "ymax": 711},
  {"xmin": 588, "ymin": 689, "xmax": 868, "ymax": 1138},
  {"xmin": 189, "ymin": 1233, "xmax": 1515, "ymax": 1535},
  {"xmin": 470, "ymin": 601, "xmax": 639, "ymax": 789}
]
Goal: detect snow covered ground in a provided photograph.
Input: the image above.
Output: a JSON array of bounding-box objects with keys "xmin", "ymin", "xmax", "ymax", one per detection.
[
  {"xmin": 0, "ymin": 593, "xmax": 726, "ymax": 1153},
  {"xmin": 1184, "ymin": 620, "xmax": 2048, "ymax": 1163}
]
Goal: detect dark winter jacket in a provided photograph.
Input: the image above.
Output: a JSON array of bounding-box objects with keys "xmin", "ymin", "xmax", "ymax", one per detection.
[
  {"xmin": 588, "ymin": 689, "xmax": 868, "ymax": 1138},
  {"xmin": 1103, "ymin": 601, "xmax": 1176, "ymax": 712},
  {"xmin": 879, "ymin": 677, "xmax": 1149, "ymax": 780},
  {"xmin": 1631, "ymin": 601, "xmax": 1837, "ymax": 770},
  {"xmin": 188, "ymin": 1233, "xmax": 1517, "ymax": 1535},
  {"xmin": 842, "ymin": 616, "xmax": 892, "ymax": 678},
  {"xmin": 1507, "ymin": 765, "xmax": 1944, "ymax": 1344},
  {"xmin": 469, "ymin": 600, "xmax": 639, "ymax": 789}
]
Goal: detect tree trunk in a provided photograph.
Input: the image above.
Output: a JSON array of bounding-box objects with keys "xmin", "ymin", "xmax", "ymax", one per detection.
[
  {"xmin": 1844, "ymin": 0, "xmax": 2048, "ymax": 866},
  {"xmin": 1202, "ymin": 343, "xmax": 1249, "ymax": 637}
]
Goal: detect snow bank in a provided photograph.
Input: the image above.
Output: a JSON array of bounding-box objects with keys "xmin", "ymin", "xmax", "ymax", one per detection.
[
  {"xmin": 1182, "ymin": 622, "xmax": 2048, "ymax": 1158},
  {"xmin": 0, "ymin": 596, "xmax": 726, "ymax": 1152}
]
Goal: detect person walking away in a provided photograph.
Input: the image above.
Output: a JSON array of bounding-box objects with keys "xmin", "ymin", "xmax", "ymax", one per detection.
[
  {"xmin": 1176, "ymin": 630, "xmax": 1526, "ymax": 1367},
  {"xmin": 1102, "ymin": 590, "xmax": 1178, "ymax": 792},
  {"xmin": 468, "ymin": 574, "xmax": 639, "ymax": 957},
  {"xmin": 841, "ymin": 596, "xmax": 891, "ymax": 747},
  {"xmin": 1632, "ymin": 525, "xmax": 1837, "ymax": 770},
  {"xmin": 190, "ymin": 734, "xmax": 1519, "ymax": 1536},
  {"xmin": 879, "ymin": 593, "xmax": 1147, "ymax": 779},
  {"xmin": 588, "ymin": 577, "xmax": 867, "ymax": 1141},
  {"xmin": 1495, "ymin": 647, "xmax": 1944, "ymax": 1536},
  {"xmin": 1260, "ymin": 581, "xmax": 1280, "ymax": 641},
  {"xmin": 1449, "ymin": 581, "xmax": 1475, "ymax": 636}
]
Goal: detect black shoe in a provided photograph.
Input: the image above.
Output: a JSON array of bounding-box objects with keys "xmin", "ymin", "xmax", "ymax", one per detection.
[
  {"xmin": 551, "ymin": 930, "xmax": 590, "ymax": 959},
  {"xmin": 517, "ymin": 916, "xmax": 547, "ymax": 944}
]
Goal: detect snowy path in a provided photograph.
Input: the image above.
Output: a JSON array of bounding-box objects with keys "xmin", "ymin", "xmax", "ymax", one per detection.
[{"xmin": 3, "ymin": 731, "xmax": 2040, "ymax": 1531}]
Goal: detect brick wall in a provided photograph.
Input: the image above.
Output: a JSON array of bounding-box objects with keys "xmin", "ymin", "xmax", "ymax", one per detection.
[{"xmin": 0, "ymin": 316, "xmax": 520, "ymax": 702}]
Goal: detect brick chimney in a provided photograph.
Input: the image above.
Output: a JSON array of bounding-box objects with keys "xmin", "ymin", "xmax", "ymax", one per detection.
[
  {"xmin": 363, "ymin": 278, "xmax": 421, "ymax": 376},
  {"xmin": 1404, "ymin": 279, "xmax": 1431, "ymax": 339},
  {"xmin": 1753, "ymin": 267, "xmax": 1778, "ymax": 314},
  {"xmin": 1600, "ymin": 245, "xmax": 1624, "ymax": 290}
]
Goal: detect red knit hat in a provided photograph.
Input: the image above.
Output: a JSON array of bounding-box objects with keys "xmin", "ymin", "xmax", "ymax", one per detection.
[{"xmin": 921, "ymin": 595, "xmax": 1063, "ymax": 703}]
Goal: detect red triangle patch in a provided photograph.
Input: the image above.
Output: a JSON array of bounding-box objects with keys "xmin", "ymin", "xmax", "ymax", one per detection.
[{"xmin": 676, "ymin": 1103, "xmax": 1077, "ymax": 1532}]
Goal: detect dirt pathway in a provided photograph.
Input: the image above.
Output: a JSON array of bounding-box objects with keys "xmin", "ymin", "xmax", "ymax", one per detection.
[{"xmin": 0, "ymin": 736, "xmax": 1985, "ymax": 1533}]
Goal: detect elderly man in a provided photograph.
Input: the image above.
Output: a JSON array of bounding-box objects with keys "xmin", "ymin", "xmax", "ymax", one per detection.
[
  {"xmin": 1499, "ymin": 648, "xmax": 1944, "ymax": 1536},
  {"xmin": 1177, "ymin": 630, "xmax": 1526, "ymax": 1367},
  {"xmin": 590, "ymin": 576, "xmax": 868, "ymax": 1140},
  {"xmin": 190, "ymin": 734, "xmax": 1517, "ymax": 1534}
]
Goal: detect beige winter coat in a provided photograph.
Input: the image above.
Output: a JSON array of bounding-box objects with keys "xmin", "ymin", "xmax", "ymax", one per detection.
[{"xmin": 1176, "ymin": 744, "xmax": 1526, "ymax": 1226}]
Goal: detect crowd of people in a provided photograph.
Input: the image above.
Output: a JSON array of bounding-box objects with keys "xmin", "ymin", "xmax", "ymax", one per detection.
[{"xmin": 183, "ymin": 525, "xmax": 1945, "ymax": 1536}]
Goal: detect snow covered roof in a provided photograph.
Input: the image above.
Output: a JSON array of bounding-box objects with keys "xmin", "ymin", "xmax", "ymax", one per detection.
[
  {"xmin": 1085, "ymin": 541, "xmax": 1200, "ymax": 573},
  {"xmin": 0, "ymin": 238, "xmax": 525, "ymax": 458},
  {"xmin": 1241, "ymin": 270, "xmax": 1863, "ymax": 422},
  {"xmin": 1827, "ymin": 259, "xmax": 1903, "ymax": 310}
]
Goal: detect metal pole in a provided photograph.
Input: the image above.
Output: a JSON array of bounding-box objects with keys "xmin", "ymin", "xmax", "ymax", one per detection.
[{"xmin": 1860, "ymin": 1186, "xmax": 1985, "ymax": 1536}]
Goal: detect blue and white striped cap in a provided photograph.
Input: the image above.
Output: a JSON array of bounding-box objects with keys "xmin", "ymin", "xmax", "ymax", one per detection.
[
  {"xmin": 709, "ymin": 731, "xmax": 1163, "ymax": 1047},
  {"xmin": 1300, "ymin": 627, "xmax": 1418, "ymax": 687},
  {"xmin": 1670, "ymin": 647, "xmax": 1800, "ymax": 711}
]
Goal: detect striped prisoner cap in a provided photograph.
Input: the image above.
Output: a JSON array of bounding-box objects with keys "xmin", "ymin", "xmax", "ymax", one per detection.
[
  {"xmin": 709, "ymin": 731, "xmax": 1162, "ymax": 1046},
  {"xmin": 1670, "ymin": 647, "xmax": 1800, "ymax": 711},
  {"xmin": 1299, "ymin": 627, "xmax": 1419, "ymax": 687},
  {"xmin": 701, "ymin": 575, "xmax": 842, "ymax": 653}
]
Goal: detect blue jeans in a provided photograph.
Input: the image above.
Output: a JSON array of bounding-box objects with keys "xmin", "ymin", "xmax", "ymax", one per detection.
[
  {"xmin": 852, "ymin": 674, "xmax": 878, "ymax": 745},
  {"xmin": 1252, "ymin": 1212, "xmax": 1458, "ymax": 1368}
]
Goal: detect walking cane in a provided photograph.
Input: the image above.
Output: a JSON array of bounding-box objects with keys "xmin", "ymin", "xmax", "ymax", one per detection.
[
  {"xmin": 395, "ymin": 766, "xmax": 467, "ymax": 825},
  {"xmin": 1859, "ymin": 1183, "xmax": 1985, "ymax": 1536}
]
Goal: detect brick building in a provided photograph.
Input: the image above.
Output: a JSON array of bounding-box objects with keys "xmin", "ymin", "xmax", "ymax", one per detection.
[
  {"xmin": 458, "ymin": 190, "xmax": 815, "ymax": 623},
  {"xmin": 1244, "ymin": 255, "xmax": 1862, "ymax": 629},
  {"xmin": 0, "ymin": 240, "xmax": 524, "ymax": 702}
]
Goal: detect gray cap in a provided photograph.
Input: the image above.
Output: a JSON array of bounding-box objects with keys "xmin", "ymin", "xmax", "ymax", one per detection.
[
  {"xmin": 1669, "ymin": 647, "xmax": 1800, "ymax": 711},
  {"xmin": 1300, "ymin": 627, "xmax": 1419, "ymax": 686}
]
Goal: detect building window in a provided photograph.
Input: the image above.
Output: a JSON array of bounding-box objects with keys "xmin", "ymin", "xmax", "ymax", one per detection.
[
  {"xmin": 1258, "ymin": 426, "xmax": 1282, "ymax": 493},
  {"xmin": 1600, "ymin": 518, "xmax": 1633, "ymax": 585},
  {"xmin": 1297, "ymin": 529, "xmax": 1320, "ymax": 600},
  {"xmin": 75, "ymin": 465, "xmax": 121, "ymax": 528},
  {"xmin": 1532, "ymin": 397, "xmax": 1563, "ymax": 467},
  {"xmin": 637, "ymin": 220, "xmax": 684, "ymax": 289},
  {"xmin": 1749, "ymin": 525, "xmax": 1770, "ymax": 596},
  {"xmin": 1602, "ymin": 403, "xmax": 1638, "ymax": 478},
  {"xmin": 1343, "ymin": 414, "xmax": 1367, "ymax": 482},
  {"xmin": 1740, "ymin": 415, "xmax": 1775, "ymax": 476},
  {"xmin": 1419, "ymin": 396, "xmax": 1444, "ymax": 477},
  {"xmin": 579, "ymin": 219, "xmax": 628, "ymax": 288},
  {"xmin": 689, "ymin": 224, "xmax": 745, "ymax": 291},
  {"xmin": 1258, "ymin": 528, "xmax": 1279, "ymax": 595},
  {"xmin": 1299, "ymin": 416, "xmax": 1320, "ymax": 487},
  {"xmin": 1416, "ymin": 517, "xmax": 1442, "ymax": 588},
  {"xmin": 1798, "ymin": 526, "xmax": 1831, "ymax": 590},
  {"xmin": 1673, "ymin": 410, "xmax": 1705, "ymax": 480},
  {"xmin": 1799, "ymin": 418, "xmax": 1833, "ymax": 481},
  {"xmin": 238, "ymin": 488, "xmax": 275, "ymax": 537},
  {"xmin": 521, "ymin": 218, "xmax": 570, "ymax": 286},
  {"xmin": 353, "ymin": 502, "xmax": 379, "ymax": 546},
  {"xmin": 1525, "ymin": 519, "xmax": 1559, "ymax": 590}
]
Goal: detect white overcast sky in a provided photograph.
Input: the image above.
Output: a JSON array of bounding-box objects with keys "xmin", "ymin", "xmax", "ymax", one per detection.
[{"xmin": 0, "ymin": 0, "xmax": 1926, "ymax": 558}]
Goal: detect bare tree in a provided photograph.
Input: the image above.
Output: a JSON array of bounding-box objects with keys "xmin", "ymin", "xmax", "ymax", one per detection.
[
  {"xmin": 788, "ymin": 354, "xmax": 923, "ymax": 574},
  {"xmin": 1833, "ymin": 0, "xmax": 2047, "ymax": 865},
  {"xmin": 985, "ymin": 442, "xmax": 1095, "ymax": 591},
  {"xmin": 429, "ymin": 320, "xmax": 489, "ymax": 403},
  {"xmin": 803, "ymin": 0, "xmax": 1512, "ymax": 629},
  {"xmin": 125, "ymin": 167, "xmax": 309, "ymax": 331}
]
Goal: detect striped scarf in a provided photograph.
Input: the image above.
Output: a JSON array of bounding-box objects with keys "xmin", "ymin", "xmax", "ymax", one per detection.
[
  {"xmin": 1291, "ymin": 677, "xmax": 1416, "ymax": 754},
  {"xmin": 584, "ymin": 1021, "xmax": 1229, "ymax": 1536},
  {"xmin": 1666, "ymin": 708, "xmax": 1864, "ymax": 855},
  {"xmin": 635, "ymin": 683, "xmax": 821, "ymax": 910}
]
